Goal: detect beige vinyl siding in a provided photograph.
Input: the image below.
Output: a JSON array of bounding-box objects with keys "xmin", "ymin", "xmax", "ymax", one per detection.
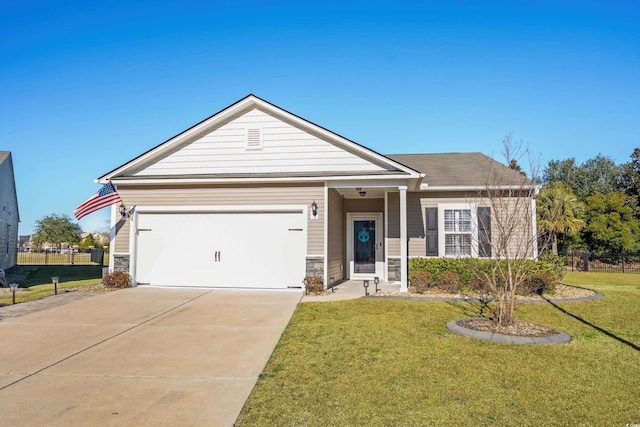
[
  {"xmin": 387, "ymin": 193, "xmax": 400, "ymax": 257},
  {"xmin": 130, "ymin": 109, "xmax": 390, "ymax": 176},
  {"xmin": 344, "ymin": 198, "xmax": 384, "ymax": 213},
  {"xmin": 491, "ymin": 196, "xmax": 535, "ymax": 258},
  {"xmin": 389, "ymin": 191, "xmax": 533, "ymax": 258},
  {"xmin": 0, "ymin": 154, "xmax": 19, "ymax": 270},
  {"xmin": 113, "ymin": 184, "xmax": 324, "ymax": 255},
  {"xmin": 327, "ymin": 189, "xmax": 344, "ymax": 282},
  {"xmin": 406, "ymin": 192, "xmax": 472, "ymax": 257},
  {"xmin": 114, "ymin": 219, "xmax": 131, "ymax": 254}
]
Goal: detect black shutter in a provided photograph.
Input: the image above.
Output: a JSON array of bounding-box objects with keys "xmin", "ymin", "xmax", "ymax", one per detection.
[
  {"xmin": 426, "ymin": 208, "xmax": 438, "ymax": 256},
  {"xmin": 478, "ymin": 207, "xmax": 491, "ymax": 257}
]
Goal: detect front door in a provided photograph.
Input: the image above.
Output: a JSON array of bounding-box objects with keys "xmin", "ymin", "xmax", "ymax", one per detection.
[{"xmin": 347, "ymin": 213, "xmax": 383, "ymax": 279}]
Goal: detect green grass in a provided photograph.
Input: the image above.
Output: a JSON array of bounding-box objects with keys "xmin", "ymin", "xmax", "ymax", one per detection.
[
  {"xmin": 0, "ymin": 266, "xmax": 103, "ymax": 306},
  {"xmin": 236, "ymin": 272, "xmax": 640, "ymax": 426}
]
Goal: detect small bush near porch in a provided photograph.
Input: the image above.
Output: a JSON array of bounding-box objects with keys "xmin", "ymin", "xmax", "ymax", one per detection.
[
  {"xmin": 408, "ymin": 257, "xmax": 563, "ymax": 295},
  {"xmin": 235, "ymin": 272, "xmax": 639, "ymax": 426}
]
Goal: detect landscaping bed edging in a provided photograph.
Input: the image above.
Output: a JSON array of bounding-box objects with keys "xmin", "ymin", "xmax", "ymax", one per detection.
[
  {"xmin": 366, "ymin": 285, "xmax": 603, "ymax": 304},
  {"xmin": 446, "ymin": 318, "xmax": 572, "ymax": 345}
]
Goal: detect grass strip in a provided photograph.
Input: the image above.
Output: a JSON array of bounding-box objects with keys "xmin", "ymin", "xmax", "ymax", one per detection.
[
  {"xmin": 1, "ymin": 266, "xmax": 103, "ymax": 306},
  {"xmin": 236, "ymin": 272, "xmax": 640, "ymax": 426}
]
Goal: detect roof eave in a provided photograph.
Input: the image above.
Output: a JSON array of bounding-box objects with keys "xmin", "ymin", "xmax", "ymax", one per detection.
[
  {"xmin": 420, "ymin": 184, "xmax": 540, "ymax": 192},
  {"xmin": 105, "ymin": 172, "xmax": 417, "ymax": 186}
]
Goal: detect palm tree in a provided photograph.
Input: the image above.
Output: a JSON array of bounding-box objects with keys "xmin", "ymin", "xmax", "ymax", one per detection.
[{"xmin": 537, "ymin": 182, "xmax": 586, "ymax": 255}]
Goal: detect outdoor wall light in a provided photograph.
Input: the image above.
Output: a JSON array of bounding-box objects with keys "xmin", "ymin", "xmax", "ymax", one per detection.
[
  {"xmin": 9, "ymin": 283, "xmax": 18, "ymax": 305},
  {"xmin": 359, "ymin": 191, "xmax": 366, "ymax": 197},
  {"xmin": 119, "ymin": 203, "xmax": 129, "ymax": 219},
  {"xmin": 374, "ymin": 276, "xmax": 380, "ymax": 292},
  {"xmin": 311, "ymin": 201, "xmax": 318, "ymax": 218},
  {"xmin": 51, "ymin": 276, "xmax": 59, "ymax": 295},
  {"xmin": 363, "ymin": 279, "xmax": 369, "ymax": 296}
]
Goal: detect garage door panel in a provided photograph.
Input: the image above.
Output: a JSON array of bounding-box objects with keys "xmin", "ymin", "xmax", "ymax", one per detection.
[{"xmin": 135, "ymin": 211, "xmax": 306, "ymax": 288}]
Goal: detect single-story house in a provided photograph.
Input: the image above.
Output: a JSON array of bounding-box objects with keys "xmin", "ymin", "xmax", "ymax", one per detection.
[
  {"xmin": 18, "ymin": 235, "xmax": 31, "ymax": 252},
  {"xmin": 0, "ymin": 151, "xmax": 19, "ymax": 271},
  {"xmin": 100, "ymin": 95, "xmax": 538, "ymax": 291}
]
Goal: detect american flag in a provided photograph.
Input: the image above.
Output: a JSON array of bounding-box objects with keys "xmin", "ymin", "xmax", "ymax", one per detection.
[{"xmin": 74, "ymin": 182, "xmax": 122, "ymax": 220}]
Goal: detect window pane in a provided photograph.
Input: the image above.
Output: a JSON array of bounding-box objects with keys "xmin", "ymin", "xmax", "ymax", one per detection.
[
  {"xmin": 445, "ymin": 233, "xmax": 471, "ymax": 256},
  {"xmin": 444, "ymin": 209, "xmax": 471, "ymax": 233},
  {"xmin": 444, "ymin": 210, "xmax": 455, "ymax": 232},
  {"xmin": 459, "ymin": 210, "xmax": 471, "ymax": 232}
]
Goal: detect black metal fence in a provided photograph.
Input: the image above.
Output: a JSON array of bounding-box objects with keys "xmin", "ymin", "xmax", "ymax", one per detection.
[
  {"xmin": 17, "ymin": 249, "xmax": 105, "ymax": 266},
  {"xmin": 562, "ymin": 251, "xmax": 640, "ymax": 273}
]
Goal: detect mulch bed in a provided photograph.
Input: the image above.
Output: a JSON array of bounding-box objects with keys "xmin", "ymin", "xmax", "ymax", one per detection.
[
  {"xmin": 373, "ymin": 283, "xmax": 595, "ymax": 301},
  {"xmin": 457, "ymin": 318, "xmax": 559, "ymax": 337}
]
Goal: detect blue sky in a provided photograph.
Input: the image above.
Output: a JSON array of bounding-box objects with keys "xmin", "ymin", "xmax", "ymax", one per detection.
[{"xmin": 1, "ymin": 0, "xmax": 638, "ymax": 235}]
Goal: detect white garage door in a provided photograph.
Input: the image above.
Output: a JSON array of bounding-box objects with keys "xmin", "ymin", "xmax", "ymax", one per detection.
[{"xmin": 134, "ymin": 210, "xmax": 307, "ymax": 288}]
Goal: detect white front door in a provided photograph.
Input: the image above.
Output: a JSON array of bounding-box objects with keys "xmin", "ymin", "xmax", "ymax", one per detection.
[{"xmin": 347, "ymin": 213, "xmax": 384, "ymax": 280}]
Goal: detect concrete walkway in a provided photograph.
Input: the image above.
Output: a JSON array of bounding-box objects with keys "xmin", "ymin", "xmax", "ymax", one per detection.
[
  {"xmin": 0, "ymin": 290, "xmax": 103, "ymax": 321},
  {"xmin": 0, "ymin": 287, "xmax": 301, "ymax": 426},
  {"xmin": 301, "ymin": 280, "xmax": 401, "ymax": 302}
]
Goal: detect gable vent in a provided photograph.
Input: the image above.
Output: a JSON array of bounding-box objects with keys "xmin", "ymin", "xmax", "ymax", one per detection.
[{"xmin": 246, "ymin": 128, "xmax": 263, "ymax": 150}]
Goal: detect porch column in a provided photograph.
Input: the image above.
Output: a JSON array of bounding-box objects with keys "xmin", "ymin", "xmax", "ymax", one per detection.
[{"xmin": 399, "ymin": 186, "xmax": 408, "ymax": 292}]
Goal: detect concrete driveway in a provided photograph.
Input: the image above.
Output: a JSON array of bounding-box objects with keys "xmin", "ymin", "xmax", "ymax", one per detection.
[{"xmin": 0, "ymin": 287, "xmax": 301, "ymax": 426}]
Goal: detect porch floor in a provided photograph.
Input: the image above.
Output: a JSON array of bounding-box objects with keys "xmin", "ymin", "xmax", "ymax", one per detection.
[{"xmin": 301, "ymin": 280, "xmax": 401, "ymax": 302}]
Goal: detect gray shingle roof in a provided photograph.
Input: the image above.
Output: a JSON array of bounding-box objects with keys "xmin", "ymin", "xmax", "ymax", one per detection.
[{"xmin": 386, "ymin": 152, "xmax": 533, "ymax": 187}]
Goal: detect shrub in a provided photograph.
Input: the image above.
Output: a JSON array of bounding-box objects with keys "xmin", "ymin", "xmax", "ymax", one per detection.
[
  {"xmin": 409, "ymin": 257, "xmax": 560, "ymax": 293},
  {"xmin": 102, "ymin": 270, "xmax": 131, "ymax": 289},
  {"xmin": 538, "ymin": 253, "xmax": 567, "ymax": 280},
  {"xmin": 305, "ymin": 274, "xmax": 324, "ymax": 294},
  {"xmin": 409, "ymin": 270, "xmax": 432, "ymax": 294},
  {"xmin": 469, "ymin": 275, "xmax": 491, "ymax": 293},
  {"xmin": 519, "ymin": 272, "xmax": 559, "ymax": 295},
  {"xmin": 438, "ymin": 271, "xmax": 463, "ymax": 293}
]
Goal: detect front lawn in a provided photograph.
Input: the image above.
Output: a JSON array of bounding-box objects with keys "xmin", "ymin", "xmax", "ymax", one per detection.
[
  {"xmin": 236, "ymin": 272, "xmax": 640, "ymax": 426},
  {"xmin": 0, "ymin": 266, "xmax": 104, "ymax": 306}
]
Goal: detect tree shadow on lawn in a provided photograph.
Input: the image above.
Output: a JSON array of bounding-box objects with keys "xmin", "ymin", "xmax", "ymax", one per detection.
[
  {"xmin": 444, "ymin": 297, "xmax": 640, "ymax": 352},
  {"xmin": 541, "ymin": 296, "xmax": 640, "ymax": 352},
  {"xmin": 445, "ymin": 298, "xmax": 493, "ymax": 319}
]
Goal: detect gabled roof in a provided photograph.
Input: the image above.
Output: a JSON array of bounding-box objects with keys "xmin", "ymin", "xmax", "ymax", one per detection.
[
  {"xmin": 387, "ymin": 152, "xmax": 536, "ymax": 188},
  {"xmin": 99, "ymin": 95, "xmax": 422, "ymax": 183}
]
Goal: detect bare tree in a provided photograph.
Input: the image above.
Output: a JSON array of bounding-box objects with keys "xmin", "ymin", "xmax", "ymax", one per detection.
[{"xmin": 474, "ymin": 135, "xmax": 545, "ymax": 327}]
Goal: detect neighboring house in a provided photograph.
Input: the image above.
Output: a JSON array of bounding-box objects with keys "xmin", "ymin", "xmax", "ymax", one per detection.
[
  {"xmin": 18, "ymin": 235, "xmax": 31, "ymax": 252},
  {"xmin": 100, "ymin": 95, "xmax": 537, "ymax": 291},
  {"xmin": 0, "ymin": 152, "xmax": 19, "ymax": 270}
]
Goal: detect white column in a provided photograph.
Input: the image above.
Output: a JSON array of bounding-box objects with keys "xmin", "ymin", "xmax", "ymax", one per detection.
[
  {"xmin": 399, "ymin": 186, "xmax": 408, "ymax": 292},
  {"xmin": 323, "ymin": 183, "xmax": 329, "ymax": 289},
  {"xmin": 384, "ymin": 190, "xmax": 389, "ymax": 283}
]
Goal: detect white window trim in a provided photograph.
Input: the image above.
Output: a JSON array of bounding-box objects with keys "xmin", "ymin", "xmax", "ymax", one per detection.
[{"xmin": 438, "ymin": 203, "xmax": 478, "ymax": 258}]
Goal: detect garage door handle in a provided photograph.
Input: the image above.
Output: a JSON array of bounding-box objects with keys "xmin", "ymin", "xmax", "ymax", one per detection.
[{"xmin": 214, "ymin": 251, "xmax": 221, "ymax": 262}]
